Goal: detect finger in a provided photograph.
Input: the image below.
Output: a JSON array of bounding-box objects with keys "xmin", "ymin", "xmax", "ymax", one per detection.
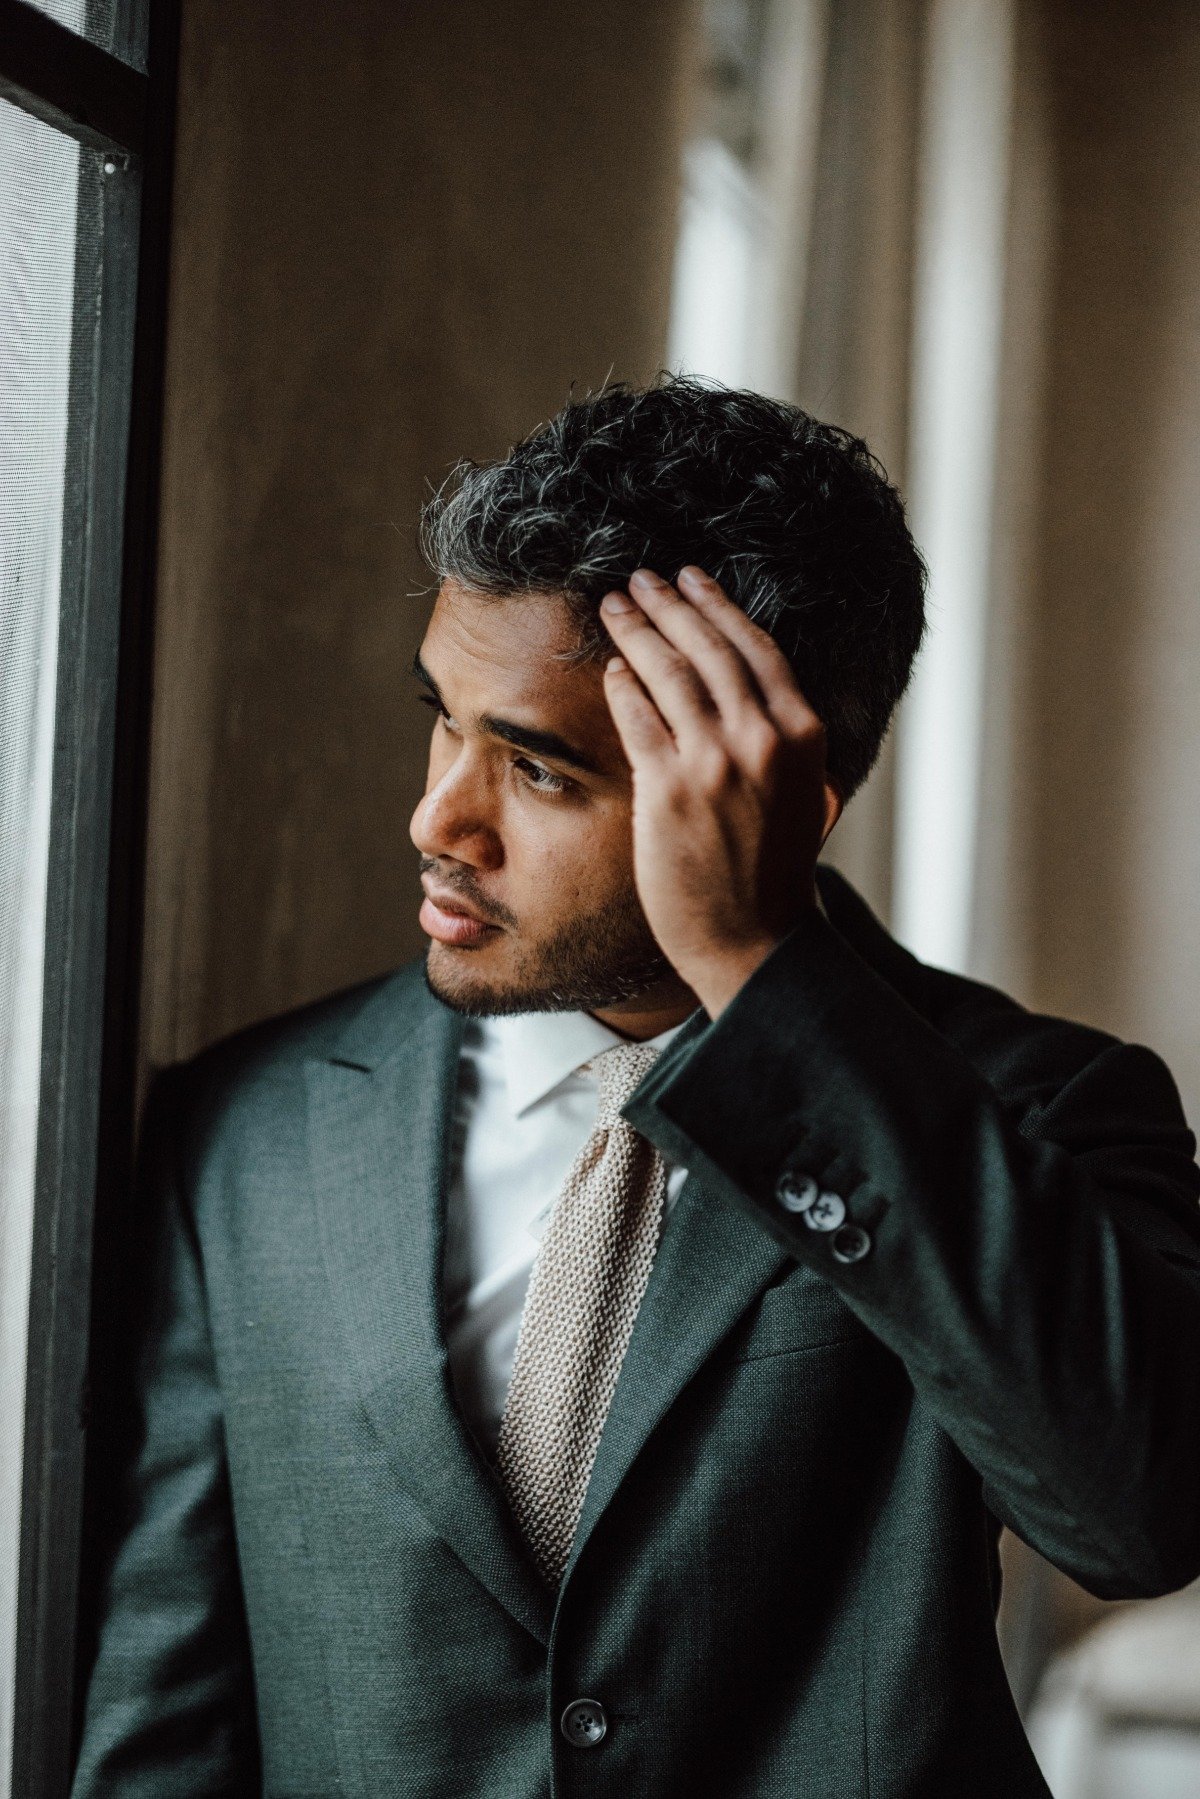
[
  {"xmin": 623, "ymin": 568, "xmax": 766, "ymax": 731},
  {"xmin": 599, "ymin": 590, "xmax": 717, "ymax": 745},
  {"xmin": 602, "ymin": 655, "xmax": 676, "ymax": 766},
  {"xmin": 675, "ymin": 565, "xmax": 821, "ymax": 734}
]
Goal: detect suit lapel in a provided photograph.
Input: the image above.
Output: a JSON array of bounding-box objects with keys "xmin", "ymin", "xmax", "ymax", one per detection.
[
  {"xmin": 563, "ymin": 1163, "xmax": 790, "ymax": 1584},
  {"xmin": 563, "ymin": 864, "xmax": 903, "ymax": 1582},
  {"xmin": 304, "ymin": 970, "xmax": 555, "ymax": 1645}
]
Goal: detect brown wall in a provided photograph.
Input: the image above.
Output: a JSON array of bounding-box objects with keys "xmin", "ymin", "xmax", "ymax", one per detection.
[{"xmin": 142, "ymin": 0, "xmax": 695, "ymax": 1066}]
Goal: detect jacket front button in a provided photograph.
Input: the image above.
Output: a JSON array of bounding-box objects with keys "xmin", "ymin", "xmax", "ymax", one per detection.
[{"xmin": 561, "ymin": 1699, "xmax": 608, "ymax": 1748}]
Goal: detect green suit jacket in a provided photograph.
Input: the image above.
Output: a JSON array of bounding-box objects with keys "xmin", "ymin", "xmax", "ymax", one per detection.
[{"xmin": 71, "ymin": 865, "xmax": 1200, "ymax": 1797}]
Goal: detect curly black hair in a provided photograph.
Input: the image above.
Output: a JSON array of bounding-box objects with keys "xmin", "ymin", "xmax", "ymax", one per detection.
[{"xmin": 420, "ymin": 374, "xmax": 927, "ymax": 798}]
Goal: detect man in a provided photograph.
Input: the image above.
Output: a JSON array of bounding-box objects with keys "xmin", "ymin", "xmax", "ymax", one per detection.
[{"xmin": 73, "ymin": 377, "xmax": 1200, "ymax": 1797}]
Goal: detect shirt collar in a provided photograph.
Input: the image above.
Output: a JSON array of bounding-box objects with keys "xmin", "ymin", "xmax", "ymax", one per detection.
[{"xmin": 492, "ymin": 1008, "xmax": 688, "ymax": 1119}]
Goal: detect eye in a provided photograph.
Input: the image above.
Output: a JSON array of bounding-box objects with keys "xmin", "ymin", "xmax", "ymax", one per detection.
[{"xmin": 513, "ymin": 756, "xmax": 570, "ymax": 795}]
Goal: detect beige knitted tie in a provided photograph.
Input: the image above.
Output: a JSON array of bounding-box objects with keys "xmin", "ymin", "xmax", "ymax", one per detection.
[{"xmin": 495, "ymin": 1040, "xmax": 667, "ymax": 1586}]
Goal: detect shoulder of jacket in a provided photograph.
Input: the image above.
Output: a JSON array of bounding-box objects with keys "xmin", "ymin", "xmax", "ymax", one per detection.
[
  {"xmin": 817, "ymin": 861, "xmax": 1123, "ymax": 1099},
  {"xmin": 148, "ymin": 957, "xmax": 431, "ymax": 1155}
]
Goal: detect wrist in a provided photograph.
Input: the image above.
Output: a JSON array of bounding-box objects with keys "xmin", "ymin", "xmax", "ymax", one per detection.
[
  {"xmin": 685, "ymin": 883, "xmax": 825, "ymax": 1017},
  {"xmin": 688, "ymin": 937, "xmax": 786, "ymax": 1019}
]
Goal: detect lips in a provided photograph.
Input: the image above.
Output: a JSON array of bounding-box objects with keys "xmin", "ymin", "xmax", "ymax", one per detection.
[{"xmin": 419, "ymin": 883, "xmax": 501, "ymax": 948}]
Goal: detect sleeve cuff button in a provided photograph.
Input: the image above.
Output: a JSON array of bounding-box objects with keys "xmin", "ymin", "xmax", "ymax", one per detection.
[
  {"xmin": 801, "ymin": 1191, "xmax": 846, "ymax": 1231},
  {"xmin": 776, "ymin": 1171, "xmax": 819, "ymax": 1214},
  {"xmin": 831, "ymin": 1223, "xmax": 872, "ymax": 1263}
]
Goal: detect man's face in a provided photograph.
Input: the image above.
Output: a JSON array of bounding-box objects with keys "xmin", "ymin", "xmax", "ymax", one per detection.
[{"xmin": 409, "ymin": 580, "xmax": 672, "ymax": 1015}]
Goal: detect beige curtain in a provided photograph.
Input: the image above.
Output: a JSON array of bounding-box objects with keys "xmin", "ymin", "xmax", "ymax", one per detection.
[
  {"xmin": 782, "ymin": 0, "xmax": 1200, "ymax": 1686},
  {"xmin": 786, "ymin": 0, "xmax": 1200, "ymax": 1131}
]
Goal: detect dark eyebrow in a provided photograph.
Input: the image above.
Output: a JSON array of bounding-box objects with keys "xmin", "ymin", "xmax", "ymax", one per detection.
[
  {"xmin": 410, "ymin": 651, "xmax": 605, "ymax": 777},
  {"xmin": 410, "ymin": 651, "xmax": 445, "ymax": 703}
]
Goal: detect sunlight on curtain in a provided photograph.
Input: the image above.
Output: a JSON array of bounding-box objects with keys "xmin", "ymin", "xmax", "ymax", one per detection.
[
  {"xmin": 891, "ymin": 0, "xmax": 1015, "ymax": 970},
  {"xmin": 668, "ymin": 135, "xmax": 767, "ymax": 388},
  {"xmin": 665, "ymin": 0, "xmax": 823, "ymax": 399}
]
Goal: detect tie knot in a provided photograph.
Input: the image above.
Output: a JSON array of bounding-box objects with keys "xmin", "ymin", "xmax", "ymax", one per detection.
[{"xmin": 590, "ymin": 1040, "xmax": 663, "ymax": 1129}]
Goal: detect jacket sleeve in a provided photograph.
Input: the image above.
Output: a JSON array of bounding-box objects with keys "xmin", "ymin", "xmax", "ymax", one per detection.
[
  {"xmin": 624, "ymin": 906, "xmax": 1200, "ymax": 1603},
  {"xmin": 71, "ymin": 1068, "xmax": 260, "ymax": 1797}
]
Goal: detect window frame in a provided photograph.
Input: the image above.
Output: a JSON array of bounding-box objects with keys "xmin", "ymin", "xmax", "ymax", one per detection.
[{"xmin": 0, "ymin": 2, "xmax": 178, "ymax": 1792}]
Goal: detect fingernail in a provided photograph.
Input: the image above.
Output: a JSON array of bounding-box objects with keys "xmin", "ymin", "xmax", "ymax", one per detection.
[
  {"xmin": 601, "ymin": 591, "xmax": 633, "ymax": 613},
  {"xmin": 629, "ymin": 568, "xmax": 664, "ymax": 591},
  {"xmin": 606, "ymin": 655, "xmax": 627, "ymax": 672},
  {"xmin": 676, "ymin": 565, "xmax": 706, "ymax": 588}
]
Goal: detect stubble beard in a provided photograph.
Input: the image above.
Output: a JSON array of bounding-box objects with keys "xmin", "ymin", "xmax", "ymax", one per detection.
[{"xmin": 422, "ymin": 883, "xmax": 673, "ymax": 1017}]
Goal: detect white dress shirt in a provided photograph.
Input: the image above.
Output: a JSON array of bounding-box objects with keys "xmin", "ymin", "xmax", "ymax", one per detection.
[{"xmin": 442, "ymin": 1008, "xmax": 690, "ymax": 1455}]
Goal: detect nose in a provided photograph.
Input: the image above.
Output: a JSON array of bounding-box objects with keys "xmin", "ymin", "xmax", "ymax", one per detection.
[{"xmin": 409, "ymin": 750, "xmax": 502, "ymax": 871}]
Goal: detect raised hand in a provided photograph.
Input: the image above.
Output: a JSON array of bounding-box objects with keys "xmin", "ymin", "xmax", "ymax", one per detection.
[{"xmin": 600, "ymin": 565, "xmax": 842, "ymax": 1018}]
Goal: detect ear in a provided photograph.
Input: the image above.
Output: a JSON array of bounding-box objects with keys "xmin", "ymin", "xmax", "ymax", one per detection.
[{"xmin": 820, "ymin": 778, "xmax": 844, "ymax": 847}]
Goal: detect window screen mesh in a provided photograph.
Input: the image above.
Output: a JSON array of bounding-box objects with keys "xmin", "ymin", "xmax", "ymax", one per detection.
[
  {"xmin": 0, "ymin": 95, "xmax": 83, "ymax": 1782},
  {"xmin": 23, "ymin": 0, "xmax": 143, "ymax": 72}
]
